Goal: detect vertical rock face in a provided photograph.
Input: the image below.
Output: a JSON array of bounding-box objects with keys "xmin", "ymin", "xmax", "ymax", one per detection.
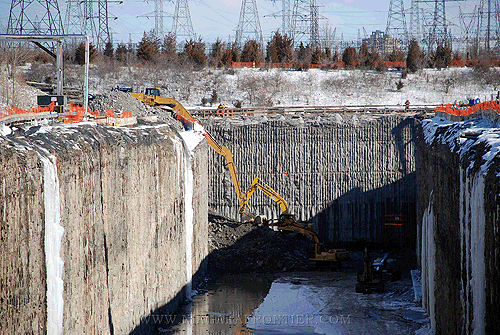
[
  {"xmin": 205, "ymin": 113, "xmax": 419, "ymax": 245},
  {"xmin": 417, "ymin": 115, "xmax": 500, "ymax": 334},
  {"xmin": 0, "ymin": 123, "xmax": 208, "ymax": 335}
]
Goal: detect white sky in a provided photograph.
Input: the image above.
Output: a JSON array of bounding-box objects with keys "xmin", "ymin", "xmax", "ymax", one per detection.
[{"xmin": 0, "ymin": 0, "xmax": 482, "ymax": 45}]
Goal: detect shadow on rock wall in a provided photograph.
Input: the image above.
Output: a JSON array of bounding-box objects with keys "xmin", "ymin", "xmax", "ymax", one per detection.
[{"xmin": 310, "ymin": 172, "xmax": 417, "ymax": 250}]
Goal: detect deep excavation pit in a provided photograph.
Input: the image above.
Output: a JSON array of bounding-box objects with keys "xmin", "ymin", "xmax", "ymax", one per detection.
[{"xmin": 1, "ymin": 104, "xmax": 499, "ymax": 335}]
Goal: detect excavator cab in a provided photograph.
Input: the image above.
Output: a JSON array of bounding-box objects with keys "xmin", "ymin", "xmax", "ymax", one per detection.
[
  {"xmin": 278, "ymin": 213, "xmax": 296, "ymax": 226},
  {"xmin": 145, "ymin": 88, "xmax": 160, "ymax": 97}
]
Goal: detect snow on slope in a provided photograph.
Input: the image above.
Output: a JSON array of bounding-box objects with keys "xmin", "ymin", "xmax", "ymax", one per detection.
[
  {"xmin": 87, "ymin": 67, "xmax": 500, "ymax": 109},
  {"xmin": 2, "ymin": 65, "xmax": 499, "ymax": 111}
]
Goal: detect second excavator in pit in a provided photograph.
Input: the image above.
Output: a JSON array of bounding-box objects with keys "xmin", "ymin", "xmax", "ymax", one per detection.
[
  {"xmin": 137, "ymin": 95, "xmax": 349, "ymax": 266},
  {"xmin": 240, "ymin": 177, "xmax": 349, "ymax": 266}
]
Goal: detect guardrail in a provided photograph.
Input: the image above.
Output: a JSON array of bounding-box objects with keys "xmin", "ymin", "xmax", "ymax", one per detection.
[{"xmin": 188, "ymin": 104, "xmax": 437, "ymax": 118}]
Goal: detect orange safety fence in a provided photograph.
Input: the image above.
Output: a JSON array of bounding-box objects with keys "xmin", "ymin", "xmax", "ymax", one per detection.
[
  {"xmin": 435, "ymin": 100, "xmax": 500, "ymax": 116},
  {"xmin": 105, "ymin": 109, "xmax": 132, "ymax": 118},
  {"xmin": 1, "ymin": 102, "xmax": 133, "ymax": 124},
  {"xmin": 0, "ymin": 101, "xmax": 58, "ymax": 119},
  {"xmin": 233, "ymin": 59, "xmax": 500, "ymax": 69},
  {"xmin": 232, "ymin": 61, "xmax": 346, "ymax": 69}
]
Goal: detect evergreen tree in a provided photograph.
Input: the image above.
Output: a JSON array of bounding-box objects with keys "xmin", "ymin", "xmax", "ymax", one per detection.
[
  {"xmin": 161, "ymin": 33, "xmax": 177, "ymax": 62},
  {"xmin": 324, "ymin": 47, "xmax": 332, "ymax": 62},
  {"xmin": 311, "ymin": 47, "xmax": 324, "ymax": 65},
  {"xmin": 115, "ymin": 43, "xmax": 128, "ymax": 63},
  {"xmin": 406, "ymin": 39, "xmax": 422, "ymax": 73},
  {"xmin": 103, "ymin": 41, "xmax": 114, "ymax": 58},
  {"xmin": 332, "ymin": 49, "xmax": 339, "ymax": 62},
  {"xmin": 137, "ymin": 31, "xmax": 160, "ymax": 63},
  {"xmin": 295, "ymin": 42, "xmax": 312, "ymax": 64},
  {"xmin": 342, "ymin": 46, "xmax": 358, "ymax": 68},
  {"xmin": 358, "ymin": 42, "xmax": 369, "ymax": 67},
  {"xmin": 240, "ymin": 40, "xmax": 261, "ymax": 63},
  {"xmin": 266, "ymin": 35, "xmax": 279, "ymax": 63},
  {"xmin": 387, "ymin": 50, "xmax": 405, "ymax": 62},
  {"xmin": 433, "ymin": 43, "xmax": 452, "ymax": 69},
  {"xmin": 221, "ymin": 44, "xmax": 240, "ymax": 67},
  {"xmin": 181, "ymin": 38, "xmax": 207, "ymax": 67},
  {"xmin": 210, "ymin": 38, "xmax": 224, "ymax": 67},
  {"xmin": 74, "ymin": 42, "xmax": 97, "ymax": 65},
  {"xmin": 266, "ymin": 31, "xmax": 293, "ymax": 63}
]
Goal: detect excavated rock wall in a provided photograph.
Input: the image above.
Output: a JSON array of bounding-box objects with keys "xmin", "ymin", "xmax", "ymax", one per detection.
[
  {"xmin": 417, "ymin": 115, "xmax": 500, "ymax": 334},
  {"xmin": 0, "ymin": 123, "xmax": 208, "ymax": 335},
  {"xmin": 204, "ymin": 113, "xmax": 420, "ymax": 245}
]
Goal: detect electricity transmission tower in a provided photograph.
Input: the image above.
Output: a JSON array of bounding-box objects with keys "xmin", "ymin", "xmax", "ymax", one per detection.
[
  {"xmin": 7, "ymin": 0, "xmax": 64, "ymax": 36},
  {"xmin": 417, "ymin": 0, "xmax": 462, "ymax": 51},
  {"xmin": 386, "ymin": 0, "xmax": 409, "ymax": 49},
  {"xmin": 268, "ymin": 0, "xmax": 292, "ymax": 36},
  {"xmin": 172, "ymin": 0, "xmax": 195, "ymax": 41},
  {"xmin": 291, "ymin": 0, "xmax": 321, "ymax": 47},
  {"xmin": 477, "ymin": 0, "xmax": 500, "ymax": 54},
  {"xmin": 65, "ymin": 0, "xmax": 84, "ymax": 35},
  {"xmin": 459, "ymin": 6, "xmax": 478, "ymax": 57},
  {"xmin": 409, "ymin": 0, "xmax": 421, "ymax": 41},
  {"xmin": 97, "ymin": 0, "xmax": 111, "ymax": 49},
  {"xmin": 83, "ymin": 0, "xmax": 98, "ymax": 45},
  {"xmin": 154, "ymin": 0, "xmax": 164, "ymax": 38},
  {"xmin": 235, "ymin": 0, "xmax": 263, "ymax": 47},
  {"xmin": 431, "ymin": 0, "xmax": 447, "ymax": 47}
]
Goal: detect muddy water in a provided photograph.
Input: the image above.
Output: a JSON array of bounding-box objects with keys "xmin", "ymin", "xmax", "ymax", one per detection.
[{"xmin": 165, "ymin": 270, "xmax": 429, "ymax": 335}]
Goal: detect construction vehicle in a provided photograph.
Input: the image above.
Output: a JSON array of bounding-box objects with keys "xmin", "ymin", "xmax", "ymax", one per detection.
[
  {"xmin": 240, "ymin": 177, "xmax": 349, "ymax": 266},
  {"xmin": 153, "ymin": 97, "xmax": 249, "ymax": 212},
  {"xmin": 355, "ymin": 248, "xmax": 401, "ymax": 293},
  {"xmin": 161, "ymin": 97, "xmax": 348, "ymax": 266},
  {"xmin": 130, "ymin": 88, "xmax": 174, "ymax": 107}
]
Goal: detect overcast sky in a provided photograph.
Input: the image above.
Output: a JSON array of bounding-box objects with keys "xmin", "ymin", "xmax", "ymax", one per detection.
[{"xmin": 0, "ymin": 0, "xmax": 482, "ymax": 45}]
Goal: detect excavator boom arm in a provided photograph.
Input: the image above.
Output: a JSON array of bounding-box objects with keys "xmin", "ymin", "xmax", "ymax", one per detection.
[
  {"xmin": 163, "ymin": 98, "xmax": 247, "ymax": 206},
  {"xmin": 239, "ymin": 177, "xmax": 289, "ymax": 215}
]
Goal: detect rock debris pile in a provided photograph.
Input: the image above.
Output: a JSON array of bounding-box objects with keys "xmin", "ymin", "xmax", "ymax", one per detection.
[
  {"xmin": 88, "ymin": 90, "xmax": 175, "ymax": 123},
  {"xmin": 208, "ymin": 212, "xmax": 311, "ymax": 274},
  {"xmin": 89, "ymin": 90, "xmax": 150, "ymax": 115}
]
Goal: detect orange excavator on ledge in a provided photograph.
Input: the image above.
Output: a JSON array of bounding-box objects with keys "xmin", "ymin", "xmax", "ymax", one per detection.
[{"xmin": 151, "ymin": 97, "xmax": 349, "ymax": 266}]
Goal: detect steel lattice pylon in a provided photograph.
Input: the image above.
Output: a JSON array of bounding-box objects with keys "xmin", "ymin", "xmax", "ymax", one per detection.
[
  {"xmin": 409, "ymin": 0, "xmax": 421, "ymax": 41},
  {"xmin": 477, "ymin": 0, "xmax": 500, "ymax": 53},
  {"xmin": 172, "ymin": 0, "xmax": 194, "ymax": 41},
  {"xmin": 281, "ymin": 0, "xmax": 292, "ymax": 36},
  {"xmin": 83, "ymin": 0, "xmax": 97, "ymax": 45},
  {"xmin": 431, "ymin": 0, "xmax": 448, "ymax": 47},
  {"xmin": 291, "ymin": 0, "xmax": 320, "ymax": 47},
  {"xmin": 7, "ymin": 0, "xmax": 64, "ymax": 36},
  {"xmin": 235, "ymin": 0, "xmax": 263, "ymax": 47},
  {"xmin": 154, "ymin": 0, "xmax": 164, "ymax": 38},
  {"xmin": 386, "ymin": 0, "xmax": 408, "ymax": 50},
  {"xmin": 97, "ymin": 0, "xmax": 111, "ymax": 49},
  {"xmin": 65, "ymin": 0, "xmax": 84, "ymax": 35}
]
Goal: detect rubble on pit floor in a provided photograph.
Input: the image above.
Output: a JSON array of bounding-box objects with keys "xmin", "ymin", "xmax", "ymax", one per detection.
[{"xmin": 208, "ymin": 212, "xmax": 311, "ymax": 274}]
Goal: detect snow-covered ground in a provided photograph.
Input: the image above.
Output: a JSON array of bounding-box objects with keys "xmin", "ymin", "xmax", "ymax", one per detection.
[
  {"xmin": 85, "ymin": 66, "xmax": 500, "ymax": 109},
  {"xmin": 2, "ymin": 64, "xmax": 499, "ymax": 111}
]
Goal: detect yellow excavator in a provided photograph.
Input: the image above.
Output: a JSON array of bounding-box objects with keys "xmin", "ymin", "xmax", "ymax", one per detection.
[
  {"xmin": 240, "ymin": 177, "xmax": 349, "ymax": 265},
  {"xmin": 140, "ymin": 96, "xmax": 250, "ymax": 211},
  {"xmin": 130, "ymin": 88, "xmax": 174, "ymax": 107},
  {"xmin": 138, "ymin": 96, "xmax": 349, "ymax": 266}
]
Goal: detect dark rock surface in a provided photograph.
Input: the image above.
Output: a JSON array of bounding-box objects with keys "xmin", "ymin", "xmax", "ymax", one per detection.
[{"xmin": 207, "ymin": 212, "xmax": 311, "ymax": 274}]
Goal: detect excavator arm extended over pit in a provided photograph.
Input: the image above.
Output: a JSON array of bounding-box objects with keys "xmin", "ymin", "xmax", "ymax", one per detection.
[
  {"xmin": 161, "ymin": 98, "xmax": 248, "ymax": 209},
  {"xmin": 239, "ymin": 177, "xmax": 289, "ymax": 215}
]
